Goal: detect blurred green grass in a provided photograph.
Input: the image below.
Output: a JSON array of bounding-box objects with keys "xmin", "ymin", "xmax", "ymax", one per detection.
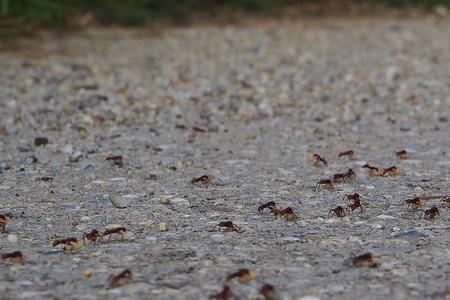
[{"xmin": 1, "ymin": 0, "xmax": 449, "ymax": 26}]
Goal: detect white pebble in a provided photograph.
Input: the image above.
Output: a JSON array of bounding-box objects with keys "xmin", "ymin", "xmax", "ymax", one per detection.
[
  {"xmin": 377, "ymin": 214, "xmax": 396, "ymax": 220},
  {"xmin": 170, "ymin": 197, "xmax": 190, "ymax": 206},
  {"xmin": 7, "ymin": 234, "xmax": 18, "ymax": 243},
  {"xmin": 298, "ymin": 296, "xmax": 321, "ymax": 300},
  {"xmin": 110, "ymin": 194, "xmax": 138, "ymax": 208}
]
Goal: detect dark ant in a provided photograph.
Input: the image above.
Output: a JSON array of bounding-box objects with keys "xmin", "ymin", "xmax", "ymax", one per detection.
[
  {"xmin": 191, "ymin": 175, "xmax": 212, "ymax": 185},
  {"xmin": 105, "ymin": 155, "xmax": 124, "ymax": 168},
  {"xmin": 328, "ymin": 206, "xmax": 345, "ymax": 218},
  {"xmin": 83, "ymin": 229, "xmax": 101, "ymax": 245},
  {"xmin": 352, "ymin": 252, "xmax": 378, "ymax": 268},
  {"xmin": 309, "ymin": 153, "xmax": 328, "ymax": 166},
  {"xmin": 102, "ymin": 227, "xmax": 128, "ymax": 242},
  {"xmin": 0, "ymin": 212, "xmax": 13, "ymax": 232},
  {"xmin": 2, "ymin": 251, "xmax": 24, "ymax": 264},
  {"xmin": 109, "ymin": 269, "xmax": 133, "ymax": 289},
  {"xmin": 396, "ymin": 150, "xmax": 409, "ymax": 159},
  {"xmin": 213, "ymin": 221, "xmax": 240, "ymax": 233},
  {"xmin": 344, "ymin": 193, "xmax": 362, "ymax": 202},
  {"xmin": 274, "ymin": 207, "xmax": 297, "ymax": 221},
  {"xmin": 362, "ymin": 164, "xmax": 383, "ymax": 176},
  {"xmin": 258, "ymin": 201, "xmax": 277, "ymax": 212},
  {"xmin": 332, "ymin": 173, "xmax": 347, "ymax": 184},
  {"xmin": 338, "ymin": 150, "xmax": 355, "ymax": 159},
  {"xmin": 421, "ymin": 207, "xmax": 440, "ymax": 220},
  {"xmin": 315, "ymin": 179, "xmax": 333, "ymax": 191},
  {"xmin": 405, "ymin": 197, "xmax": 421, "ymax": 210},
  {"xmin": 192, "ymin": 126, "xmax": 206, "ymax": 133},
  {"xmin": 346, "ymin": 168, "xmax": 356, "ymax": 181},
  {"xmin": 332, "ymin": 168, "xmax": 356, "ymax": 184},
  {"xmin": 345, "ymin": 194, "xmax": 363, "ymax": 212},
  {"xmin": 383, "ymin": 166, "xmax": 400, "ymax": 177},
  {"xmin": 209, "ymin": 285, "xmax": 231, "ymax": 300},
  {"xmin": 225, "ymin": 268, "xmax": 257, "ymax": 284},
  {"xmin": 52, "ymin": 237, "xmax": 84, "ymax": 253},
  {"xmin": 260, "ymin": 283, "xmax": 276, "ymax": 300}
]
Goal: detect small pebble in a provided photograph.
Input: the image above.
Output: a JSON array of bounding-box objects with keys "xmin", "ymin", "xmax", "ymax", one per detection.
[
  {"xmin": 377, "ymin": 214, "xmax": 396, "ymax": 220},
  {"xmin": 139, "ymin": 220, "xmax": 155, "ymax": 227},
  {"xmin": 83, "ymin": 270, "xmax": 93, "ymax": 278},
  {"xmin": 7, "ymin": 234, "xmax": 18, "ymax": 243},
  {"xmin": 298, "ymin": 296, "xmax": 321, "ymax": 300},
  {"xmin": 159, "ymin": 222, "xmax": 169, "ymax": 232},
  {"xmin": 34, "ymin": 137, "xmax": 49, "ymax": 146},
  {"xmin": 110, "ymin": 194, "xmax": 138, "ymax": 208},
  {"xmin": 391, "ymin": 268, "xmax": 408, "ymax": 277},
  {"xmin": 159, "ymin": 196, "xmax": 171, "ymax": 205},
  {"xmin": 170, "ymin": 197, "xmax": 190, "ymax": 206}
]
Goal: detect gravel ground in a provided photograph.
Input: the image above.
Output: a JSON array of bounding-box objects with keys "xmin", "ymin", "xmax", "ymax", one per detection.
[{"xmin": 1, "ymin": 16, "xmax": 450, "ymax": 300}]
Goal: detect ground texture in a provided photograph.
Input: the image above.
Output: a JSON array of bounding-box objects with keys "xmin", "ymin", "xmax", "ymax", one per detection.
[{"xmin": 1, "ymin": 16, "xmax": 450, "ymax": 300}]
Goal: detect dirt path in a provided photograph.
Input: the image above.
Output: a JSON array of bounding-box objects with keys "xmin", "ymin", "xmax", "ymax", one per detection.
[{"xmin": 1, "ymin": 17, "xmax": 450, "ymax": 300}]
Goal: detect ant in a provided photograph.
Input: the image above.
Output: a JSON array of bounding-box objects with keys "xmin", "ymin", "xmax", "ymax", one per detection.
[
  {"xmin": 83, "ymin": 229, "xmax": 101, "ymax": 245},
  {"xmin": 421, "ymin": 207, "xmax": 440, "ymax": 221},
  {"xmin": 346, "ymin": 168, "xmax": 356, "ymax": 181},
  {"xmin": 362, "ymin": 164, "xmax": 383, "ymax": 176},
  {"xmin": 192, "ymin": 126, "xmax": 206, "ymax": 133},
  {"xmin": 260, "ymin": 283, "xmax": 276, "ymax": 300},
  {"xmin": 332, "ymin": 173, "xmax": 347, "ymax": 184},
  {"xmin": 225, "ymin": 268, "xmax": 257, "ymax": 284},
  {"xmin": 383, "ymin": 166, "xmax": 400, "ymax": 177},
  {"xmin": 109, "ymin": 269, "xmax": 133, "ymax": 289},
  {"xmin": 352, "ymin": 252, "xmax": 378, "ymax": 268},
  {"xmin": 209, "ymin": 285, "xmax": 231, "ymax": 300},
  {"xmin": 338, "ymin": 150, "xmax": 355, "ymax": 159},
  {"xmin": 441, "ymin": 196, "xmax": 450, "ymax": 208},
  {"xmin": 213, "ymin": 221, "xmax": 240, "ymax": 233},
  {"xmin": 105, "ymin": 155, "xmax": 124, "ymax": 168},
  {"xmin": 344, "ymin": 193, "xmax": 362, "ymax": 202},
  {"xmin": 309, "ymin": 153, "xmax": 328, "ymax": 167},
  {"xmin": 333, "ymin": 168, "xmax": 356, "ymax": 184},
  {"xmin": 274, "ymin": 207, "xmax": 297, "ymax": 221},
  {"xmin": 405, "ymin": 197, "xmax": 421, "ymax": 210},
  {"xmin": 0, "ymin": 212, "xmax": 12, "ymax": 232},
  {"xmin": 329, "ymin": 206, "xmax": 345, "ymax": 218},
  {"xmin": 101, "ymin": 227, "xmax": 128, "ymax": 242},
  {"xmin": 2, "ymin": 251, "xmax": 24, "ymax": 264},
  {"xmin": 52, "ymin": 237, "xmax": 84, "ymax": 253},
  {"xmin": 191, "ymin": 175, "xmax": 212, "ymax": 186},
  {"xmin": 258, "ymin": 201, "xmax": 277, "ymax": 212},
  {"xmin": 345, "ymin": 194, "xmax": 363, "ymax": 212},
  {"xmin": 396, "ymin": 150, "xmax": 409, "ymax": 159},
  {"xmin": 71, "ymin": 219, "xmax": 81, "ymax": 228},
  {"xmin": 315, "ymin": 179, "xmax": 333, "ymax": 191}
]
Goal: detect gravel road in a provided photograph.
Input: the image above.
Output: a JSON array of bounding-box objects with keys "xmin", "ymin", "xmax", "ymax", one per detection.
[{"xmin": 1, "ymin": 16, "xmax": 450, "ymax": 300}]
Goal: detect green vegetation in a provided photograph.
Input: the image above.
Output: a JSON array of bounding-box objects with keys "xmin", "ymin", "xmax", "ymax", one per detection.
[{"xmin": 1, "ymin": 0, "xmax": 449, "ymax": 26}]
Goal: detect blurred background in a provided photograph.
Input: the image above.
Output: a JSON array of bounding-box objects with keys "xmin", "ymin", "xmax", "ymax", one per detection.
[{"xmin": 1, "ymin": 0, "xmax": 449, "ymax": 29}]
